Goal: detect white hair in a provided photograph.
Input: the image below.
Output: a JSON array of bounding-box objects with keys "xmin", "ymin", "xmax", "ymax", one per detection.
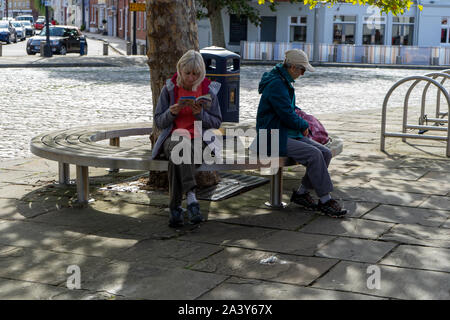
[{"xmin": 176, "ymin": 50, "xmax": 206, "ymax": 91}]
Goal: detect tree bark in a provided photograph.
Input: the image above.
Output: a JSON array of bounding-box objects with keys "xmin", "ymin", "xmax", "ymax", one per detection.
[{"xmin": 206, "ymin": 1, "xmax": 226, "ymax": 48}]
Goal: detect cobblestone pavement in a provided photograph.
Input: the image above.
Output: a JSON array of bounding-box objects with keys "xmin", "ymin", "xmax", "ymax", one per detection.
[{"xmin": 0, "ymin": 65, "xmax": 437, "ymax": 160}]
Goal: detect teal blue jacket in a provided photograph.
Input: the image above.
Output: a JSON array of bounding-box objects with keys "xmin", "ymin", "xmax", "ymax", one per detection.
[{"xmin": 256, "ymin": 63, "xmax": 309, "ymax": 156}]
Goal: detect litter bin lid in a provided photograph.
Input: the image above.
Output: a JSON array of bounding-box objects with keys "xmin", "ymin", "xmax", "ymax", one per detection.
[{"xmin": 200, "ymin": 46, "xmax": 240, "ymax": 59}]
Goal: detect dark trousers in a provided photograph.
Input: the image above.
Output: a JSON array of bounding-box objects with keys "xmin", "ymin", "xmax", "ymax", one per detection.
[{"xmin": 163, "ymin": 136, "xmax": 200, "ymax": 210}]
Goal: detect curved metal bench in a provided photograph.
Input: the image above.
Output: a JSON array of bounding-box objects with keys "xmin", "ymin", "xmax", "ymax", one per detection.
[{"xmin": 30, "ymin": 122, "xmax": 343, "ymax": 206}]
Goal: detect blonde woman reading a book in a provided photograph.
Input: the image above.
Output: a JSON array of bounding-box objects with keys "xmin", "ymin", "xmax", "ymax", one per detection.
[{"xmin": 152, "ymin": 50, "xmax": 222, "ymax": 228}]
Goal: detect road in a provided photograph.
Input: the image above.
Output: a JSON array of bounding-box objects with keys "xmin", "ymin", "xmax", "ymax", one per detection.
[
  {"xmin": 0, "ymin": 35, "xmax": 120, "ymax": 57},
  {"xmin": 0, "ymin": 65, "xmax": 437, "ymax": 160}
]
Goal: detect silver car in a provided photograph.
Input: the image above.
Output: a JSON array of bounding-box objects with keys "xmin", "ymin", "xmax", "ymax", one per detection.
[
  {"xmin": 20, "ymin": 21, "xmax": 35, "ymax": 37},
  {"xmin": 11, "ymin": 21, "xmax": 26, "ymax": 41}
]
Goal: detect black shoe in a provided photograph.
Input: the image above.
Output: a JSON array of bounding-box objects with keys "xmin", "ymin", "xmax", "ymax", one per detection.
[
  {"xmin": 318, "ymin": 199, "xmax": 347, "ymax": 218},
  {"xmin": 169, "ymin": 207, "xmax": 184, "ymax": 228},
  {"xmin": 187, "ymin": 202, "xmax": 204, "ymax": 224},
  {"xmin": 290, "ymin": 189, "xmax": 317, "ymax": 210}
]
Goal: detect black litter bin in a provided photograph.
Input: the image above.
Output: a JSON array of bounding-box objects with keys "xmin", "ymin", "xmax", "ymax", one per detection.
[{"xmin": 200, "ymin": 46, "xmax": 240, "ymax": 123}]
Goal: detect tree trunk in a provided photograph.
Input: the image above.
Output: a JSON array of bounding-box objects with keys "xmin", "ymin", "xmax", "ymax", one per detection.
[
  {"xmin": 145, "ymin": 0, "xmax": 220, "ymax": 189},
  {"xmin": 207, "ymin": 1, "xmax": 226, "ymax": 48}
]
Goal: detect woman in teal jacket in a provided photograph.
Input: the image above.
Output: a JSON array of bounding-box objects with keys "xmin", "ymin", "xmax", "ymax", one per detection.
[{"xmin": 256, "ymin": 49, "xmax": 347, "ymax": 218}]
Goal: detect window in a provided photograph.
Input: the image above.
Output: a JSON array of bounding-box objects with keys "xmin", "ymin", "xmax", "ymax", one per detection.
[
  {"xmin": 392, "ymin": 16, "xmax": 414, "ymax": 45},
  {"xmin": 119, "ymin": 9, "xmax": 122, "ymax": 30},
  {"xmin": 289, "ymin": 16, "xmax": 307, "ymax": 42},
  {"xmin": 229, "ymin": 14, "xmax": 247, "ymax": 45},
  {"xmin": 261, "ymin": 16, "xmax": 276, "ymax": 42},
  {"xmin": 441, "ymin": 17, "xmax": 450, "ymax": 44},
  {"xmin": 363, "ymin": 16, "xmax": 385, "ymax": 45},
  {"xmin": 333, "ymin": 15, "xmax": 356, "ymax": 44}
]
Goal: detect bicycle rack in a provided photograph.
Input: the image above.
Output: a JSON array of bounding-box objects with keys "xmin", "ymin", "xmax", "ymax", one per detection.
[
  {"xmin": 380, "ymin": 75, "xmax": 450, "ymax": 157},
  {"xmin": 420, "ymin": 71, "xmax": 450, "ymax": 127}
]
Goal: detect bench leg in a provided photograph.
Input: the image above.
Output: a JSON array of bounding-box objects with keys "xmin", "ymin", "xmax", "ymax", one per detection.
[
  {"xmin": 76, "ymin": 165, "xmax": 89, "ymax": 204},
  {"xmin": 108, "ymin": 137, "xmax": 120, "ymax": 173},
  {"xmin": 265, "ymin": 167, "xmax": 287, "ymax": 209},
  {"xmin": 58, "ymin": 162, "xmax": 70, "ymax": 185}
]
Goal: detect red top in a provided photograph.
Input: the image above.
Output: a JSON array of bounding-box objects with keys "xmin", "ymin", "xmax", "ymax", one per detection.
[
  {"xmin": 173, "ymin": 86, "xmax": 202, "ymax": 138},
  {"xmin": 170, "ymin": 73, "xmax": 212, "ymax": 139}
]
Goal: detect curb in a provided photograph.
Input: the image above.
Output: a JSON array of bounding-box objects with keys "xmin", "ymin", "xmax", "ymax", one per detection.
[
  {"xmin": 241, "ymin": 59, "xmax": 448, "ymax": 70},
  {"xmin": 85, "ymin": 34, "xmax": 125, "ymax": 56}
]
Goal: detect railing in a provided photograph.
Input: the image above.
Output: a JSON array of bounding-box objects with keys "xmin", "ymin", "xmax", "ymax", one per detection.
[
  {"xmin": 240, "ymin": 41, "xmax": 450, "ymax": 66},
  {"xmin": 380, "ymin": 74, "xmax": 450, "ymax": 157}
]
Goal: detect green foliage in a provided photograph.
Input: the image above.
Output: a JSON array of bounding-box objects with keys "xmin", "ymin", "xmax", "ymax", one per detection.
[
  {"xmin": 33, "ymin": 0, "xmax": 46, "ymax": 16},
  {"xmin": 258, "ymin": 0, "xmax": 422, "ymax": 16},
  {"xmin": 196, "ymin": 0, "xmax": 277, "ymax": 27}
]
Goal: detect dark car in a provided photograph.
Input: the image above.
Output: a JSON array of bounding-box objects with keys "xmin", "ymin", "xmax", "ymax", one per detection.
[
  {"xmin": 34, "ymin": 18, "xmax": 45, "ymax": 30},
  {"xmin": 0, "ymin": 20, "xmax": 17, "ymax": 44},
  {"xmin": 26, "ymin": 26, "xmax": 88, "ymax": 55}
]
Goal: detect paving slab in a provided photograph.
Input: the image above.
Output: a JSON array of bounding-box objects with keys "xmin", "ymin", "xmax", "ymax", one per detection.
[
  {"xmin": 0, "ymin": 247, "xmax": 109, "ymax": 286},
  {"xmin": 312, "ymin": 261, "xmax": 450, "ymax": 300},
  {"xmin": 332, "ymin": 187, "xmax": 430, "ymax": 207},
  {"xmin": 315, "ymin": 238, "xmax": 397, "ymax": 263},
  {"xmin": 0, "ymin": 197, "xmax": 62, "ymax": 220},
  {"xmin": 82, "ymin": 262, "xmax": 227, "ymax": 299},
  {"xmin": 178, "ymin": 221, "xmax": 277, "ymax": 247},
  {"xmin": 228, "ymin": 230, "xmax": 335, "ymax": 256},
  {"xmin": 208, "ymin": 206, "xmax": 317, "ymax": 231},
  {"xmin": 31, "ymin": 205, "xmax": 174, "ymax": 239},
  {"xmin": 0, "ymin": 220, "xmax": 89, "ymax": 250},
  {"xmin": 340, "ymin": 201, "xmax": 379, "ymax": 218},
  {"xmin": 418, "ymin": 195, "xmax": 450, "ymax": 211},
  {"xmin": 117, "ymin": 239, "xmax": 223, "ymax": 269},
  {"xmin": 0, "ymin": 278, "xmax": 80, "ymax": 300},
  {"xmin": 380, "ymin": 224, "xmax": 450, "ymax": 248},
  {"xmin": 299, "ymin": 217, "xmax": 395, "ymax": 240},
  {"xmin": 380, "ymin": 244, "xmax": 450, "ymax": 273},
  {"xmin": 345, "ymin": 166, "xmax": 429, "ymax": 181},
  {"xmin": 0, "ymin": 183, "xmax": 44, "ymax": 200},
  {"xmin": 199, "ymin": 277, "xmax": 383, "ymax": 300},
  {"xmin": 363, "ymin": 204, "xmax": 449, "ymax": 227},
  {"xmin": 365, "ymin": 178, "xmax": 449, "ymax": 196},
  {"xmin": 52, "ymin": 234, "xmax": 142, "ymax": 259},
  {"xmin": 190, "ymin": 247, "xmax": 338, "ymax": 286}
]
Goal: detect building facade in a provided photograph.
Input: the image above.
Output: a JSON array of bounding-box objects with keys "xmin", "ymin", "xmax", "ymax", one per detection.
[
  {"xmin": 197, "ymin": 0, "xmax": 450, "ymax": 65},
  {"xmin": 1, "ymin": 0, "xmax": 33, "ymax": 19}
]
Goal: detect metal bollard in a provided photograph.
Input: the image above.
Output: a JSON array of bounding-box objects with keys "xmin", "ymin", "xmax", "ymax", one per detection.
[
  {"xmin": 139, "ymin": 44, "xmax": 146, "ymax": 55},
  {"xmin": 40, "ymin": 41, "xmax": 46, "ymax": 56},
  {"xmin": 126, "ymin": 42, "xmax": 131, "ymax": 55},
  {"xmin": 80, "ymin": 40, "xmax": 86, "ymax": 56},
  {"xmin": 0, "ymin": 43, "xmax": 2, "ymax": 57},
  {"xmin": 103, "ymin": 41, "xmax": 109, "ymax": 56},
  {"xmin": 396, "ymin": 56, "xmax": 402, "ymax": 64}
]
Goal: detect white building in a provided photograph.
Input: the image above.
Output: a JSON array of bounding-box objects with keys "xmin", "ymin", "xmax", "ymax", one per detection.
[{"xmin": 198, "ymin": 0, "xmax": 450, "ymax": 65}]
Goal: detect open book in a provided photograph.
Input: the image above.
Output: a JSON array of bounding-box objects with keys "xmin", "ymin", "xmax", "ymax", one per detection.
[{"xmin": 179, "ymin": 94, "xmax": 212, "ymax": 110}]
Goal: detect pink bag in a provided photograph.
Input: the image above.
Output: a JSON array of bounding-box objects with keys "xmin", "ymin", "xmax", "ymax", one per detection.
[{"xmin": 294, "ymin": 108, "xmax": 329, "ymax": 145}]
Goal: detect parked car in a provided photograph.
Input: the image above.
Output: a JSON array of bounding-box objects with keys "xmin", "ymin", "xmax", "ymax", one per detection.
[
  {"xmin": 11, "ymin": 21, "xmax": 26, "ymax": 41},
  {"xmin": 35, "ymin": 18, "xmax": 45, "ymax": 30},
  {"xmin": 26, "ymin": 26, "xmax": 88, "ymax": 55},
  {"xmin": 0, "ymin": 20, "xmax": 17, "ymax": 44},
  {"xmin": 16, "ymin": 15, "xmax": 35, "ymax": 25},
  {"xmin": 20, "ymin": 21, "xmax": 35, "ymax": 37}
]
